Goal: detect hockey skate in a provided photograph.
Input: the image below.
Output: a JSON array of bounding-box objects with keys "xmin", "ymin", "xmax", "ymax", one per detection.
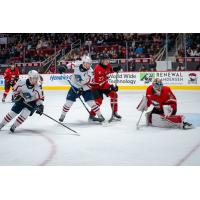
[
  {"xmin": 88, "ymin": 115, "xmax": 104, "ymax": 123},
  {"xmin": 97, "ymin": 114, "xmax": 105, "ymax": 122},
  {"xmin": 2, "ymin": 94, "xmax": 6, "ymax": 103},
  {"xmin": 183, "ymin": 121, "xmax": 193, "ymax": 130},
  {"xmin": 108, "ymin": 112, "xmax": 122, "ymax": 123},
  {"xmin": 59, "ymin": 114, "xmax": 65, "ymax": 122},
  {"xmin": 10, "ymin": 124, "xmax": 16, "ymax": 133},
  {"xmin": 113, "ymin": 112, "xmax": 122, "ymax": 119}
]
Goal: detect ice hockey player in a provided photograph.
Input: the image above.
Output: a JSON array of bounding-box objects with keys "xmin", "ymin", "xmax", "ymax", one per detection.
[
  {"xmin": 89, "ymin": 53, "xmax": 122, "ymax": 120},
  {"xmin": 0, "ymin": 70, "xmax": 44, "ymax": 133},
  {"xmin": 2, "ymin": 64, "xmax": 20, "ymax": 102},
  {"xmin": 137, "ymin": 78, "xmax": 192, "ymax": 129},
  {"xmin": 59, "ymin": 55, "xmax": 105, "ymax": 123}
]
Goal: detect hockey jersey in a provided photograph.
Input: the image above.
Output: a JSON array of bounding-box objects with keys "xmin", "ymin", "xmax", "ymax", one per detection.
[
  {"xmin": 4, "ymin": 67, "xmax": 19, "ymax": 82},
  {"xmin": 13, "ymin": 79, "xmax": 44, "ymax": 104},
  {"xmin": 70, "ymin": 64, "xmax": 93, "ymax": 91},
  {"xmin": 92, "ymin": 63, "xmax": 113, "ymax": 90},
  {"xmin": 146, "ymin": 85, "xmax": 177, "ymax": 111}
]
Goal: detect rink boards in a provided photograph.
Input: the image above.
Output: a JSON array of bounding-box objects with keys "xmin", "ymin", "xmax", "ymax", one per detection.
[{"xmin": 0, "ymin": 71, "xmax": 200, "ymax": 90}]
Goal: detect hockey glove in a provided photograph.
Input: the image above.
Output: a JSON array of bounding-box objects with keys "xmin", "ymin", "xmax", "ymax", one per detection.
[
  {"xmin": 77, "ymin": 88, "xmax": 83, "ymax": 95},
  {"xmin": 13, "ymin": 95, "xmax": 24, "ymax": 103},
  {"xmin": 14, "ymin": 77, "xmax": 19, "ymax": 82},
  {"xmin": 36, "ymin": 104, "xmax": 44, "ymax": 115},
  {"xmin": 109, "ymin": 84, "xmax": 118, "ymax": 92},
  {"xmin": 113, "ymin": 65, "xmax": 122, "ymax": 72}
]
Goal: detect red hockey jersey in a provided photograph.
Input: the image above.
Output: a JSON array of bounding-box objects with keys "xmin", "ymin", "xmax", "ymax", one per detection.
[
  {"xmin": 4, "ymin": 67, "xmax": 20, "ymax": 82},
  {"xmin": 92, "ymin": 63, "xmax": 113, "ymax": 90},
  {"xmin": 146, "ymin": 85, "xmax": 177, "ymax": 111}
]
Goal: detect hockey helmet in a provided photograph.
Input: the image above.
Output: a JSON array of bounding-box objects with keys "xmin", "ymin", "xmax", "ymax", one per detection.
[
  {"xmin": 82, "ymin": 55, "xmax": 92, "ymax": 64},
  {"xmin": 99, "ymin": 53, "xmax": 110, "ymax": 61}
]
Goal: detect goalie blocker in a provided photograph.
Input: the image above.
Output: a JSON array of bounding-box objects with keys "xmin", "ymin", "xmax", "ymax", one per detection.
[{"xmin": 136, "ymin": 78, "xmax": 193, "ymax": 129}]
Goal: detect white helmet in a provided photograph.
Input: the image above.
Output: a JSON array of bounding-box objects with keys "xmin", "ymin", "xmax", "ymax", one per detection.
[
  {"xmin": 28, "ymin": 70, "xmax": 39, "ymax": 85},
  {"xmin": 82, "ymin": 55, "xmax": 92, "ymax": 64}
]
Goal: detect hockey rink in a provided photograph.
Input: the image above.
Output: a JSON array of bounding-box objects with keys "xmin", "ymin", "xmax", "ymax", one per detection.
[{"xmin": 0, "ymin": 90, "xmax": 200, "ymax": 166}]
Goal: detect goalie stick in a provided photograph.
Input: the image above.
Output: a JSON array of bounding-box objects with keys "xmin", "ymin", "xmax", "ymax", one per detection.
[{"xmin": 136, "ymin": 110, "xmax": 144, "ymax": 130}]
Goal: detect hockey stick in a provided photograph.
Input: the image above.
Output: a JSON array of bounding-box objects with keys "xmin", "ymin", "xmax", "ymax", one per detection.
[
  {"xmin": 136, "ymin": 110, "xmax": 144, "ymax": 130},
  {"xmin": 67, "ymin": 79, "xmax": 90, "ymax": 114},
  {"xmin": 108, "ymin": 72, "xmax": 119, "ymax": 123},
  {"xmin": 21, "ymin": 100, "xmax": 79, "ymax": 136}
]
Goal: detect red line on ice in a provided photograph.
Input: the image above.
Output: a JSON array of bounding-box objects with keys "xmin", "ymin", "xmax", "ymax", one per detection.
[
  {"xmin": 38, "ymin": 133, "xmax": 57, "ymax": 166},
  {"xmin": 175, "ymin": 142, "xmax": 200, "ymax": 166}
]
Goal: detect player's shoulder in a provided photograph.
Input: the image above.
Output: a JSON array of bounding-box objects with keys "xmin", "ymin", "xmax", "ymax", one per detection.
[
  {"xmin": 107, "ymin": 63, "xmax": 112, "ymax": 69},
  {"xmin": 34, "ymin": 83, "xmax": 43, "ymax": 90},
  {"xmin": 5, "ymin": 68, "xmax": 11, "ymax": 72},
  {"xmin": 15, "ymin": 67, "xmax": 19, "ymax": 72},
  {"xmin": 74, "ymin": 65, "xmax": 82, "ymax": 74},
  {"xmin": 94, "ymin": 63, "xmax": 100, "ymax": 68},
  {"xmin": 147, "ymin": 84, "xmax": 153, "ymax": 90},
  {"xmin": 162, "ymin": 86, "xmax": 171, "ymax": 91},
  {"xmin": 74, "ymin": 60, "xmax": 82, "ymax": 66},
  {"xmin": 17, "ymin": 78, "xmax": 26, "ymax": 85}
]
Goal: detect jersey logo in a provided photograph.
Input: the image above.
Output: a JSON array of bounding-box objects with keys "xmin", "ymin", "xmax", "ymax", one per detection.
[
  {"xmin": 22, "ymin": 92, "xmax": 32, "ymax": 99},
  {"xmin": 75, "ymin": 74, "xmax": 83, "ymax": 82}
]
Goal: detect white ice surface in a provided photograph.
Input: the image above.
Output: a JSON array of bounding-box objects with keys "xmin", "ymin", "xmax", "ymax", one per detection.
[{"xmin": 0, "ymin": 90, "xmax": 200, "ymax": 166}]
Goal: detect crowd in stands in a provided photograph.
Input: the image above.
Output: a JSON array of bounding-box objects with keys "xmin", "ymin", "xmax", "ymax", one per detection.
[
  {"xmin": 0, "ymin": 34, "xmax": 82, "ymax": 64},
  {"xmin": 2, "ymin": 33, "xmax": 200, "ymax": 74},
  {"xmin": 177, "ymin": 34, "xmax": 200, "ymax": 57},
  {"xmin": 0, "ymin": 33, "xmax": 178, "ymax": 66},
  {"xmin": 67, "ymin": 33, "xmax": 177, "ymax": 61}
]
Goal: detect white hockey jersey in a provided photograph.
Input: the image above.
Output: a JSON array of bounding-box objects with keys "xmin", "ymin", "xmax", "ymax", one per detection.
[
  {"xmin": 70, "ymin": 64, "xmax": 93, "ymax": 91},
  {"xmin": 13, "ymin": 79, "xmax": 44, "ymax": 104}
]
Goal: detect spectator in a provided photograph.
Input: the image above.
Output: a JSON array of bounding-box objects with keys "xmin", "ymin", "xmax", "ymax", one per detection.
[
  {"xmin": 47, "ymin": 65, "xmax": 56, "ymax": 74},
  {"xmin": 139, "ymin": 64, "xmax": 147, "ymax": 72},
  {"xmin": 135, "ymin": 44, "xmax": 143, "ymax": 55},
  {"xmin": 176, "ymin": 62, "xmax": 185, "ymax": 71},
  {"xmin": 196, "ymin": 64, "xmax": 200, "ymax": 70},
  {"xmin": 58, "ymin": 65, "xmax": 66, "ymax": 74},
  {"xmin": 148, "ymin": 55, "xmax": 157, "ymax": 71}
]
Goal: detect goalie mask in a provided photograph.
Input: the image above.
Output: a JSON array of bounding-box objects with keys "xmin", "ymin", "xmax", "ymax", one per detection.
[
  {"xmin": 152, "ymin": 78, "xmax": 163, "ymax": 95},
  {"xmin": 28, "ymin": 70, "xmax": 39, "ymax": 85}
]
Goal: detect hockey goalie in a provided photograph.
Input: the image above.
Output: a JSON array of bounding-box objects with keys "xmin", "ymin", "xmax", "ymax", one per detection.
[{"xmin": 137, "ymin": 78, "xmax": 193, "ymax": 129}]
